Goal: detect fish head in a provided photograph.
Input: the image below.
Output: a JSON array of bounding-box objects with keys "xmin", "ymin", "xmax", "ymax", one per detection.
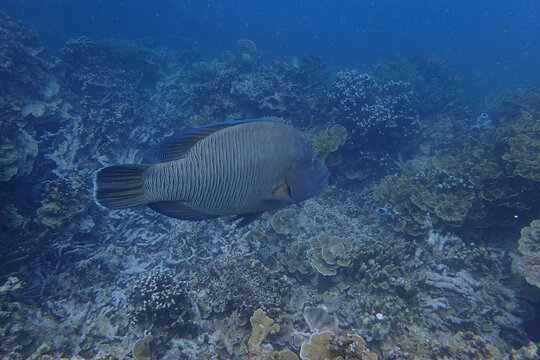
[{"xmin": 287, "ymin": 154, "xmax": 329, "ymax": 203}]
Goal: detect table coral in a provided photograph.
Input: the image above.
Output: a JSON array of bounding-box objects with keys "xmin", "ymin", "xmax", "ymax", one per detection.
[
  {"xmin": 512, "ymin": 219, "xmax": 540, "ymax": 288},
  {"xmin": 307, "ymin": 234, "xmax": 354, "ymax": 276},
  {"xmin": 272, "ymin": 208, "xmax": 300, "ymax": 235}
]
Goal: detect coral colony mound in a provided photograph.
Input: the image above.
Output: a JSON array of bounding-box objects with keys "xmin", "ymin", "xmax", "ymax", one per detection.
[{"xmin": 1, "ymin": 13, "xmax": 539, "ymax": 360}]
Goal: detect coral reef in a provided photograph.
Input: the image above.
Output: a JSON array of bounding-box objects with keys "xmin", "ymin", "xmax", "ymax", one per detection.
[
  {"xmin": 132, "ymin": 335, "xmax": 153, "ymax": 360},
  {"xmin": 299, "ymin": 331, "xmax": 377, "ymax": 360},
  {"xmin": 128, "ymin": 270, "xmax": 195, "ymax": 330},
  {"xmin": 0, "ymin": 127, "xmax": 38, "ymax": 181},
  {"xmin": 192, "ymin": 255, "xmax": 290, "ymax": 316},
  {"xmin": 374, "ymin": 88, "xmax": 540, "ymax": 236},
  {"xmin": 0, "ymin": 14, "xmax": 537, "ymax": 360},
  {"xmin": 272, "ymin": 208, "xmax": 300, "ymax": 235},
  {"xmin": 307, "ymin": 233, "xmax": 354, "ymax": 276},
  {"xmin": 373, "ymin": 56, "xmax": 464, "ymax": 117},
  {"xmin": 237, "ymin": 39, "xmax": 257, "ymax": 64},
  {"xmin": 311, "ymin": 124, "xmax": 347, "ymax": 165},
  {"xmin": 323, "ymin": 70, "xmax": 419, "ymax": 154},
  {"xmin": 248, "ymin": 308, "xmax": 280, "ymax": 347},
  {"xmin": 512, "ymin": 219, "xmax": 540, "ymax": 288}
]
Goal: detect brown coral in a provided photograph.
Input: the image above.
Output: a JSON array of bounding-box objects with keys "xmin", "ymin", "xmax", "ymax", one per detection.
[{"xmin": 512, "ymin": 219, "xmax": 540, "ymax": 288}]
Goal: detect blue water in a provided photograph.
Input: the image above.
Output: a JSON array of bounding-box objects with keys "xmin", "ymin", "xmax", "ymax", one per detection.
[{"xmin": 2, "ymin": 0, "xmax": 538, "ymax": 94}]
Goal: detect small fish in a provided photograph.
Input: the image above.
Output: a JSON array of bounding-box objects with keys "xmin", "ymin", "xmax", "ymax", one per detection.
[{"xmin": 94, "ymin": 119, "xmax": 329, "ymax": 225}]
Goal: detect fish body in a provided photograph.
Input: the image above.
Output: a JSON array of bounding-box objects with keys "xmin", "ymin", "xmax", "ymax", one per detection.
[{"xmin": 95, "ymin": 119, "xmax": 328, "ymax": 222}]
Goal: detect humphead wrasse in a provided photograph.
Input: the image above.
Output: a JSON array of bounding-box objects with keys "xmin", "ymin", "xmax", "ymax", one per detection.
[{"xmin": 94, "ymin": 119, "xmax": 329, "ymax": 225}]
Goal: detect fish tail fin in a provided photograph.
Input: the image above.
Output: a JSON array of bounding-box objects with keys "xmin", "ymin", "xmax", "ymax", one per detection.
[{"xmin": 94, "ymin": 164, "xmax": 152, "ymax": 209}]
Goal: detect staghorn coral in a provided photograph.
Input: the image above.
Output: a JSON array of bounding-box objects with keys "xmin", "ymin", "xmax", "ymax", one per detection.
[
  {"xmin": 307, "ymin": 234, "xmax": 354, "ymax": 276},
  {"xmin": 323, "ymin": 70, "xmax": 419, "ymax": 154},
  {"xmin": 248, "ymin": 308, "xmax": 280, "ymax": 347},
  {"xmin": 128, "ymin": 270, "xmax": 194, "ymax": 329},
  {"xmin": 512, "ymin": 220, "xmax": 540, "ymax": 288}
]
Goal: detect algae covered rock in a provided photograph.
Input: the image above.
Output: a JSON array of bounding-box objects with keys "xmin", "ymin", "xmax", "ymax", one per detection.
[
  {"xmin": 132, "ymin": 335, "xmax": 153, "ymax": 360},
  {"xmin": 307, "ymin": 234, "xmax": 354, "ymax": 276},
  {"xmin": 248, "ymin": 308, "xmax": 280, "ymax": 347}
]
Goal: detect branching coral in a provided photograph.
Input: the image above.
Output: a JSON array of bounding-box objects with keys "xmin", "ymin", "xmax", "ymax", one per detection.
[
  {"xmin": 323, "ymin": 70, "xmax": 419, "ymax": 155},
  {"xmin": 128, "ymin": 271, "xmax": 194, "ymax": 328}
]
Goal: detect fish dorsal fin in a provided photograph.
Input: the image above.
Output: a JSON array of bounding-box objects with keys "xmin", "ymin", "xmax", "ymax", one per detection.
[
  {"xmin": 143, "ymin": 119, "xmax": 275, "ymax": 163},
  {"xmin": 147, "ymin": 201, "xmax": 218, "ymax": 220}
]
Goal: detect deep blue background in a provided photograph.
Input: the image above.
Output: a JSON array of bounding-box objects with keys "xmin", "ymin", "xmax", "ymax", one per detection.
[{"xmin": 2, "ymin": 0, "xmax": 538, "ymax": 97}]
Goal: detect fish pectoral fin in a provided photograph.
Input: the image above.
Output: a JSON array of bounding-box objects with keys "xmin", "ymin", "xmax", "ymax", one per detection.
[
  {"xmin": 147, "ymin": 201, "xmax": 217, "ymax": 221},
  {"xmin": 143, "ymin": 119, "xmax": 276, "ymax": 163},
  {"xmin": 267, "ymin": 181, "xmax": 295, "ymax": 203}
]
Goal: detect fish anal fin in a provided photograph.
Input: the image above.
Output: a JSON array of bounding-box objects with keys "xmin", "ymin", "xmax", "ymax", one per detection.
[{"xmin": 147, "ymin": 201, "xmax": 217, "ymax": 220}]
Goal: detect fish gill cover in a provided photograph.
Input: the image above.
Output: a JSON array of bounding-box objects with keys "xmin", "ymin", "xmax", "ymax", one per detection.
[{"xmin": 0, "ymin": 1, "xmax": 539, "ymax": 359}]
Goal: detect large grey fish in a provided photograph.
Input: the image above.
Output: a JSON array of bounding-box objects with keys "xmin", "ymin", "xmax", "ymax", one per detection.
[{"xmin": 94, "ymin": 119, "xmax": 329, "ymax": 224}]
